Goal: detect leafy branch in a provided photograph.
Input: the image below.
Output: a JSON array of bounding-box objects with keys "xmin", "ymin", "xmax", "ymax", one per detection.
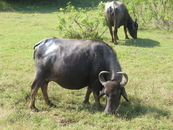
[{"xmin": 57, "ymin": 2, "xmax": 106, "ymax": 39}]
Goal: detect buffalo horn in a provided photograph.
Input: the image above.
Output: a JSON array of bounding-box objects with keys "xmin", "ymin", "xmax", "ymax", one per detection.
[
  {"xmin": 117, "ymin": 72, "xmax": 128, "ymax": 87},
  {"xmin": 98, "ymin": 71, "xmax": 109, "ymax": 86}
]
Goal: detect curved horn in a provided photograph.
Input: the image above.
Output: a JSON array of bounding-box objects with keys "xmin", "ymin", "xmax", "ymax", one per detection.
[
  {"xmin": 98, "ymin": 71, "xmax": 109, "ymax": 86},
  {"xmin": 117, "ymin": 72, "xmax": 128, "ymax": 87}
]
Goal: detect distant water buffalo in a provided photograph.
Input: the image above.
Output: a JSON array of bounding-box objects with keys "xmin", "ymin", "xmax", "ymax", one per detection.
[
  {"xmin": 29, "ymin": 37, "xmax": 130, "ymax": 114},
  {"xmin": 104, "ymin": 1, "xmax": 138, "ymax": 44}
]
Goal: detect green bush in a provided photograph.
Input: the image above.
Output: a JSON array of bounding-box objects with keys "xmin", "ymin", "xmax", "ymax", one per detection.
[
  {"xmin": 125, "ymin": 0, "xmax": 173, "ymax": 30},
  {"xmin": 57, "ymin": 2, "xmax": 107, "ymax": 39}
]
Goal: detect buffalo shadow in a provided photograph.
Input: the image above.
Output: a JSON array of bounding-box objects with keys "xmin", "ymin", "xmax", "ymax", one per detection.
[
  {"xmin": 34, "ymin": 93, "xmax": 170, "ymax": 120},
  {"xmin": 67, "ymin": 96, "xmax": 170, "ymax": 120},
  {"xmin": 116, "ymin": 97, "xmax": 170, "ymax": 120},
  {"xmin": 120, "ymin": 38, "xmax": 160, "ymax": 48}
]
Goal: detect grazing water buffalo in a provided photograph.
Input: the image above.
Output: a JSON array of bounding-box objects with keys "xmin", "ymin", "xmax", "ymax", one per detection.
[
  {"xmin": 29, "ymin": 37, "xmax": 130, "ymax": 114},
  {"xmin": 104, "ymin": 1, "xmax": 138, "ymax": 44}
]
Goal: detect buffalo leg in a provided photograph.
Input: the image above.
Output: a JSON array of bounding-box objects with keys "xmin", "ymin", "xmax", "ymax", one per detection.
[
  {"xmin": 113, "ymin": 22, "xmax": 118, "ymax": 44},
  {"xmin": 124, "ymin": 26, "xmax": 129, "ymax": 39},
  {"xmin": 41, "ymin": 81, "xmax": 56, "ymax": 108},
  {"xmin": 83, "ymin": 87, "xmax": 92, "ymax": 104},
  {"xmin": 29, "ymin": 78, "xmax": 44, "ymax": 111},
  {"xmin": 108, "ymin": 26, "xmax": 114, "ymax": 43},
  {"xmin": 93, "ymin": 91, "xmax": 102, "ymax": 110}
]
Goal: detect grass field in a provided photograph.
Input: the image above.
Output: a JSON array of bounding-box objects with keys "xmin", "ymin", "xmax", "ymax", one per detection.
[{"xmin": 0, "ymin": 4, "xmax": 173, "ymax": 130}]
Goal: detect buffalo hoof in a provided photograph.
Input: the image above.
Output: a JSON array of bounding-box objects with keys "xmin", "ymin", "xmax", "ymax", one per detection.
[
  {"xmin": 83, "ymin": 100, "xmax": 90, "ymax": 104},
  {"xmin": 97, "ymin": 106, "xmax": 104, "ymax": 112},
  {"xmin": 49, "ymin": 103, "xmax": 56, "ymax": 108},
  {"xmin": 114, "ymin": 42, "xmax": 118, "ymax": 45},
  {"xmin": 96, "ymin": 103, "xmax": 103, "ymax": 111},
  {"xmin": 34, "ymin": 109, "xmax": 39, "ymax": 112},
  {"xmin": 30, "ymin": 106, "xmax": 39, "ymax": 112},
  {"xmin": 110, "ymin": 40, "xmax": 118, "ymax": 45}
]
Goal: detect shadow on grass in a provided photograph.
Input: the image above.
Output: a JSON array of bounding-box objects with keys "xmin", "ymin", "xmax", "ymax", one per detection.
[
  {"xmin": 19, "ymin": 86, "xmax": 168, "ymax": 119},
  {"xmin": 67, "ymin": 97, "xmax": 170, "ymax": 120},
  {"xmin": 22, "ymin": 93, "xmax": 170, "ymax": 120},
  {"xmin": 0, "ymin": 4, "xmax": 59, "ymax": 13},
  {"xmin": 0, "ymin": 0, "xmax": 104, "ymax": 13},
  {"xmin": 116, "ymin": 98, "xmax": 170, "ymax": 120},
  {"xmin": 120, "ymin": 38, "xmax": 160, "ymax": 48}
]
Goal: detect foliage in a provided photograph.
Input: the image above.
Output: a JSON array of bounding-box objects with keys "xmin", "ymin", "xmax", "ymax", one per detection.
[
  {"xmin": 57, "ymin": 2, "xmax": 107, "ymax": 39},
  {"xmin": 125, "ymin": 0, "xmax": 173, "ymax": 30}
]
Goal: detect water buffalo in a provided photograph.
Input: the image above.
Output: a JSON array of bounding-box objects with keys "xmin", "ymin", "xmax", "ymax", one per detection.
[
  {"xmin": 104, "ymin": 1, "xmax": 138, "ymax": 44},
  {"xmin": 29, "ymin": 37, "xmax": 130, "ymax": 114}
]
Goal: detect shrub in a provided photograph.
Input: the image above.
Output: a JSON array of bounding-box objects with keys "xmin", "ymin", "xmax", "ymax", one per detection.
[
  {"xmin": 57, "ymin": 2, "xmax": 107, "ymax": 39},
  {"xmin": 126, "ymin": 0, "xmax": 173, "ymax": 30}
]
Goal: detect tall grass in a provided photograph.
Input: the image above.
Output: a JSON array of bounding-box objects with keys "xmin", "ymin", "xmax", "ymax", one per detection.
[{"xmin": 0, "ymin": 2, "xmax": 173, "ymax": 130}]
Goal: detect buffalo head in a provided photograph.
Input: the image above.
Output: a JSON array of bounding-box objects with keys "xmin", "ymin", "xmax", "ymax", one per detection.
[
  {"xmin": 98, "ymin": 71, "xmax": 129, "ymax": 114},
  {"xmin": 128, "ymin": 18, "xmax": 138, "ymax": 39}
]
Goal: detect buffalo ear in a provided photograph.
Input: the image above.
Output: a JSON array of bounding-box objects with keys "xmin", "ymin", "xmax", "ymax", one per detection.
[
  {"xmin": 121, "ymin": 87, "xmax": 130, "ymax": 103},
  {"xmin": 135, "ymin": 18, "xmax": 137, "ymax": 23},
  {"xmin": 135, "ymin": 20, "xmax": 138, "ymax": 28},
  {"xmin": 98, "ymin": 92, "xmax": 105, "ymax": 98}
]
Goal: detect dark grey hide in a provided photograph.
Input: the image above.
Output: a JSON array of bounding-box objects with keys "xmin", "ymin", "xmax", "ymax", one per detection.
[
  {"xmin": 29, "ymin": 37, "xmax": 130, "ymax": 114},
  {"xmin": 104, "ymin": 1, "xmax": 138, "ymax": 44}
]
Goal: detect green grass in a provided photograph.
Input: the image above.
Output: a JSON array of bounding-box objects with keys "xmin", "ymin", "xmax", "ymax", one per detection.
[{"xmin": 0, "ymin": 5, "xmax": 173, "ymax": 130}]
